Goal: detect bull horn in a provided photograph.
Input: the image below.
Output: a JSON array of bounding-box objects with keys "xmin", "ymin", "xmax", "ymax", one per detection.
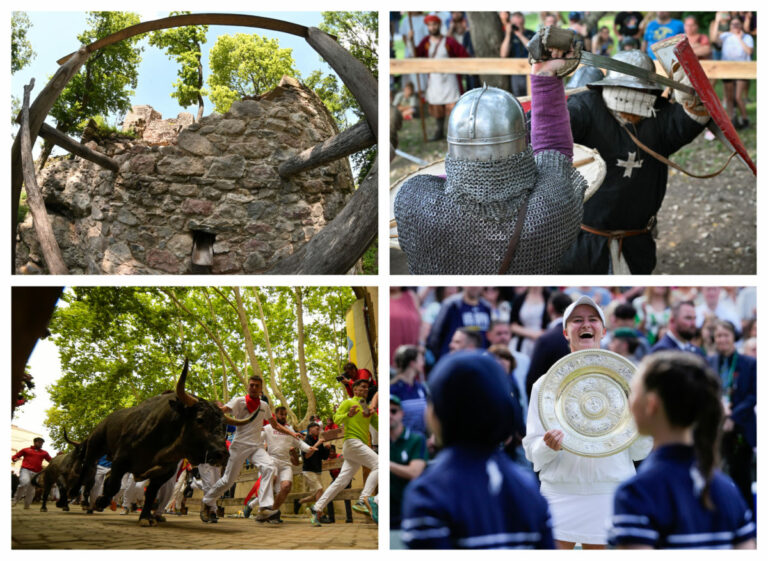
[
  {"xmin": 175, "ymin": 359, "xmax": 198, "ymax": 407},
  {"xmin": 223, "ymin": 408, "xmax": 260, "ymax": 427},
  {"xmin": 62, "ymin": 428, "xmax": 81, "ymax": 447}
]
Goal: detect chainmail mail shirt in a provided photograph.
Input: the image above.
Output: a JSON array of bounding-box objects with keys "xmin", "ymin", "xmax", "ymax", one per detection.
[{"xmin": 394, "ymin": 147, "xmax": 586, "ymax": 274}]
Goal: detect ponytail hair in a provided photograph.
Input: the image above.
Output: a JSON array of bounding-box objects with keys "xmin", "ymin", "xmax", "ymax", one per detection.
[{"xmin": 639, "ymin": 351, "xmax": 723, "ymax": 510}]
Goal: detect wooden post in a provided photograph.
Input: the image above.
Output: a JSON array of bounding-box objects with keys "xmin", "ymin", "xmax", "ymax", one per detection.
[
  {"xmin": 19, "ymin": 80, "xmax": 68, "ymax": 275},
  {"xmin": 266, "ymin": 156, "xmax": 378, "ymax": 274},
  {"xmin": 407, "ymin": 13, "xmax": 428, "ymax": 143},
  {"xmin": 11, "ymin": 46, "xmax": 90, "ymax": 271},
  {"xmin": 278, "ymin": 121, "xmax": 375, "ymax": 178},
  {"xmin": 38, "ymin": 123, "xmax": 120, "ymax": 172}
]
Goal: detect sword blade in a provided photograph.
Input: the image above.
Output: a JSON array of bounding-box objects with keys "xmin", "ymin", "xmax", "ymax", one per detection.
[{"xmin": 580, "ymin": 51, "xmax": 695, "ymax": 95}]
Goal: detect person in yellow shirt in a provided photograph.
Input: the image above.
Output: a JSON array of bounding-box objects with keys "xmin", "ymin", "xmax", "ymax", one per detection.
[{"xmin": 307, "ymin": 379, "xmax": 378, "ymax": 525}]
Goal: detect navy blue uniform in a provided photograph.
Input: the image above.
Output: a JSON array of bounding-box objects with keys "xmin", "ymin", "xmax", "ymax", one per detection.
[
  {"xmin": 609, "ymin": 445, "xmax": 755, "ymax": 548},
  {"xmin": 401, "ymin": 446, "xmax": 554, "ymax": 549}
]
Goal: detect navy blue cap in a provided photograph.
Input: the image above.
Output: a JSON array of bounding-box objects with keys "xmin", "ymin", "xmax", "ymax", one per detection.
[{"xmin": 428, "ymin": 351, "xmax": 517, "ymax": 448}]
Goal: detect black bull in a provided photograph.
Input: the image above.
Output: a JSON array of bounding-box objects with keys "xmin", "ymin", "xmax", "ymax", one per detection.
[
  {"xmin": 78, "ymin": 359, "xmax": 257, "ymax": 526},
  {"xmin": 32, "ymin": 431, "xmax": 84, "ymax": 512}
]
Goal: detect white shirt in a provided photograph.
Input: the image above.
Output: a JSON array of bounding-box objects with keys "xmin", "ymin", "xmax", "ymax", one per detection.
[
  {"xmin": 523, "ymin": 377, "xmax": 653, "ymax": 495},
  {"xmin": 264, "ymin": 423, "xmax": 310, "ymax": 464},
  {"xmin": 226, "ymin": 396, "xmax": 271, "ymax": 448}
]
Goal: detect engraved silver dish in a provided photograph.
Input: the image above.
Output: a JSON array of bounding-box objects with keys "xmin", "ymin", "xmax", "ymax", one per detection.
[{"xmin": 538, "ymin": 349, "xmax": 639, "ymax": 457}]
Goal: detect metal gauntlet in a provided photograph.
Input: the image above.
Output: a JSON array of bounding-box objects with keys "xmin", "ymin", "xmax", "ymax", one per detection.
[{"xmin": 528, "ymin": 25, "xmax": 582, "ymax": 77}]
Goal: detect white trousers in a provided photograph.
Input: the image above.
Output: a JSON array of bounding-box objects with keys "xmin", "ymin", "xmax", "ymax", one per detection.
[
  {"xmin": 93, "ymin": 465, "xmax": 110, "ymax": 499},
  {"xmin": 203, "ymin": 442, "xmax": 275, "ymax": 509},
  {"xmin": 13, "ymin": 468, "xmax": 39, "ymax": 507},
  {"xmin": 314, "ymin": 439, "xmax": 378, "ymax": 511},
  {"xmin": 192, "ymin": 463, "xmax": 220, "ymax": 493}
]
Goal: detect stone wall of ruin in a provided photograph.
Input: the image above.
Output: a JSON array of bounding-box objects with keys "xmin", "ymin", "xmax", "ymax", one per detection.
[{"xmin": 15, "ymin": 76, "xmax": 355, "ymax": 274}]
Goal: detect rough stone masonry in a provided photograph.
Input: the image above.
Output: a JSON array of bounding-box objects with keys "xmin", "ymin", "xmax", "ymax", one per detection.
[{"xmin": 15, "ymin": 76, "xmax": 356, "ymax": 274}]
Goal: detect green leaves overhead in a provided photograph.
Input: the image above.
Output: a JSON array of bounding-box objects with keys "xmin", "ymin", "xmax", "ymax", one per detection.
[
  {"xmin": 207, "ymin": 33, "xmax": 298, "ymax": 114},
  {"xmin": 149, "ymin": 11, "xmax": 208, "ymax": 121},
  {"xmin": 50, "ymin": 11, "xmax": 143, "ymax": 136},
  {"xmin": 45, "ymin": 287, "xmax": 357, "ymax": 449},
  {"xmin": 11, "ymin": 11, "xmax": 35, "ymax": 74}
]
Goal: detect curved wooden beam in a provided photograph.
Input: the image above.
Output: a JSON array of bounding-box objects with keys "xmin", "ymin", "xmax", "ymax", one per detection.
[
  {"xmin": 266, "ymin": 156, "xmax": 378, "ymax": 274},
  {"xmin": 306, "ymin": 27, "xmax": 378, "ymax": 137},
  {"xmin": 57, "ymin": 14, "xmax": 313, "ymax": 65}
]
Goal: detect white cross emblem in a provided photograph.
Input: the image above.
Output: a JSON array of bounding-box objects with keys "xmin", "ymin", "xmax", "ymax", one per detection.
[{"xmin": 616, "ymin": 151, "xmax": 643, "ymax": 178}]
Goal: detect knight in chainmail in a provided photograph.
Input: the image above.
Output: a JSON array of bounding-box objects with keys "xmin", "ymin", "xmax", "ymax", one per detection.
[
  {"xmin": 560, "ymin": 50, "xmax": 710, "ymax": 274},
  {"xmin": 394, "ymin": 51, "xmax": 587, "ymax": 275}
]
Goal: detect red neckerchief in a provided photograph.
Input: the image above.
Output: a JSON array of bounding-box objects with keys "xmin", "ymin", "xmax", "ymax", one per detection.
[{"xmin": 245, "ymin": 394, "xmax": 261, "ymax": 414}]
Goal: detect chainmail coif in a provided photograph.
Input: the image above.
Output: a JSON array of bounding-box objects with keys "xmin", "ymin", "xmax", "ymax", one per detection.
[{"xmin": 394, "ymin": 148, "xmax": 586, "ymax": 274}]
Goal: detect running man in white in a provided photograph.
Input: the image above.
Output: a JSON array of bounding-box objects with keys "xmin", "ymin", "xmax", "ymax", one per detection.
[
  {"xmin": 307, "ymin": 379, "xmax": 378, "ymax": 525},
  {"xmin": 253, "ymin": 405, "xmax": 320, "ymax": 522},
  {"xmin": 201, "ymin": 374, "xmax": 302, "ymax": 523}
]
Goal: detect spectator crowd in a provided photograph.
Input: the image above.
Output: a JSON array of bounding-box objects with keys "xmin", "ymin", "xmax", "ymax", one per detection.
[{"xmin": 390, "ymin": 11, "xmax": 756, "ymax": 139}]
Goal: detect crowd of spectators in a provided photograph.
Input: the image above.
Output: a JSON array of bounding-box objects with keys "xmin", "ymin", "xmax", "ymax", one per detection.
[
  {"xmin": 390, "ymin": 286, "xmax": 756, "ymax": 546},
  {"xmin": 390, "ymin": 11, "xmax": 756, "ymax": 137}
]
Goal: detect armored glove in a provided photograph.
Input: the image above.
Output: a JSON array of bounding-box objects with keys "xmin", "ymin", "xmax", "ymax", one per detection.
[
  {"xmin": 527, "ymin": 26, "xmax": 581, "ymax": 78},
  {"xmin": 672, "ymin": 61, "xmax": 710, "ymax": 124}
]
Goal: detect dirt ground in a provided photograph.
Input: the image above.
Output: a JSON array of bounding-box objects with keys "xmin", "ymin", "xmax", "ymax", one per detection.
[{"xmin": 390, "ymin": 102, "xmax": 756, "ymax": 275}]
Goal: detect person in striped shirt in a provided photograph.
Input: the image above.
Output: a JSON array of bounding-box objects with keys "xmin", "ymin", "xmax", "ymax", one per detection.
[{"xmin": 609, "ymin": 351, "xmax": 756, "ymax": 549}]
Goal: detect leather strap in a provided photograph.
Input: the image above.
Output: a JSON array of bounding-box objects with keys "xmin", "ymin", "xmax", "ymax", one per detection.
[
  {"xmin": 498, "ymin": 195, "xmax": 531, "ymax": 274},
  {"xmin": 580, "ymin": 222, "xmax": 652, "ymax": 257},
  {"xmin": 621, "ymin": 123, "xmax": 738, "ymax": 179}
]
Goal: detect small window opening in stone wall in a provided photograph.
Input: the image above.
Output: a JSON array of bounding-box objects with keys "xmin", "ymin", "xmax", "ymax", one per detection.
[{"xmin": 189, "ymin": 230, "xmax": 216, "ymax": 274}]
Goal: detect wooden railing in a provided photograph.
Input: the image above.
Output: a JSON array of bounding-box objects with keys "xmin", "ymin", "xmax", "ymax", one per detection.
[{"xmin": 391, "ymin": 58, "xmax": 757, "ymax": 80}]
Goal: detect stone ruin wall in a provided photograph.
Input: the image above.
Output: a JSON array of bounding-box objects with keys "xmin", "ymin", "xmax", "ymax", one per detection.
[{"xmin": 15, "ymin": 76, "xmax": 356, "ymax": 274}]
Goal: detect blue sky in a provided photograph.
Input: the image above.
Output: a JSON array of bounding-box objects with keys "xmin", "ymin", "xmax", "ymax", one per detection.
[{"xmin": 12, "ymin": 11, "xmax": 340, "ymax": 136}]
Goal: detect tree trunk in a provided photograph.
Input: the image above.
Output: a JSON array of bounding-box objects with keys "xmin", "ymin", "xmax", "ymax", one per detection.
[
  {"xmin": 249, "ymin": 287, "xmax": 300, "ymax": 427},
  {"xmin": 196, "ymin": 48, "xmax": 204, "ymax": 122},
  {"xmin": 203, "ymin": 288, "xmax": 227, "ymax": 401},
  {"xmin": 465, "ymin": 12, "xmax": 509, "ymax": 90},
  {"xmin": 294, "ymin": 287, "xmax": 318, "ymax": 429},
  {"xmin": 163, "ymin": 288, "xmax": 246, "ymax": 389}
]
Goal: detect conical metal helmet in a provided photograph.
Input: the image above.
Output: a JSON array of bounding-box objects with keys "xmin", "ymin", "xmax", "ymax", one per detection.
[
  {"xmin": 447, "ymin": 85, "xmax": 527, "ymax": 161},
  {"xmin": 587, "ymin": 50, "xmax": 663, "ymax": 91}
]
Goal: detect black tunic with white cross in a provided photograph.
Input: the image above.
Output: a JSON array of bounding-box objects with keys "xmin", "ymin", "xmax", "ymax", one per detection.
[{"xmin": 560, "ymin": 88, "xmax": 705, "ymax": 274}]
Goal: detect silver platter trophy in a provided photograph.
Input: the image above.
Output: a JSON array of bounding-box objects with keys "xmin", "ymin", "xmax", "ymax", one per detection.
[{"xmin": 538, "ymin": 349, "xmax": 639, "ymax": 457}]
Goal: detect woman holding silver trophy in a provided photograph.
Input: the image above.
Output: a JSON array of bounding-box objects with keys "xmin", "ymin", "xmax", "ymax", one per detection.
[{"xmin": 523, "ymin": 296, "xmax": 653, "ymax": 548}]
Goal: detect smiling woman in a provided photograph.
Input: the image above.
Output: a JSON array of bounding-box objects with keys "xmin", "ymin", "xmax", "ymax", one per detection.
[{"xmin": 523, "ymin": 294, "xmax": 652, "ymax": 549}]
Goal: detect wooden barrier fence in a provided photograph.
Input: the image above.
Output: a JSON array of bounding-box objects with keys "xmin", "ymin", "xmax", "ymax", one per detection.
[{"xmin": 391, "ymin": 58, "xmax": 757, "ymax": 80}]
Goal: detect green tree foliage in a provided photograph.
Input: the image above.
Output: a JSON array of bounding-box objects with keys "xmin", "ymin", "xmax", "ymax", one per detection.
[
  {"xmin": 304, "ymin": 70, "xmax": 346, "ymax": 125},
  {"xmin": 148, "ymin": 12, "xmax": 208, "ymax": 122},
  {"xmin": 207, "ymin": 33, "xmax": 298, "ymax": 114},
  {"xmin": 49, "ymin": 11, "xmax": 143, "ymax": 137},
  {"xmin": 45, "ymin": 286, "xmax": 356, "ymax": 448},
  {"xmin": 11, "ymin": 11, "xmax": 35, "ymax": 74}
]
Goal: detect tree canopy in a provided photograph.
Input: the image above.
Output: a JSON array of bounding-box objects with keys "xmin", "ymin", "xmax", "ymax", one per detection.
[
  {"xmin": 11, "ymin": 11, "xmax": 35, "ymax": 74},
  {"xmin": 207, "ymin": 33, "xmax": 298, "ymax": 114},
  {"xmin": 44, "ymin": 286, "xmax": 358, "ymax": 449},
  {"xmin": 148, "ymin": 11, "xmax": 208, "ymax": 122},
  {"xmin": 49, "ymin": 11, "xmax": 144, "ymax": 136}
]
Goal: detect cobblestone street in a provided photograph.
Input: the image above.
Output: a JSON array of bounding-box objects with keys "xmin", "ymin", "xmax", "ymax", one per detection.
[{"xmin": 11, "ymin": 507, "xmax": 378, "ymax": 549}]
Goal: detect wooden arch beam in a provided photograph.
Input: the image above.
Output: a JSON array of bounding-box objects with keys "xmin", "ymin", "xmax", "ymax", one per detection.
[{"xmin": 57, "ymin": 14, "xmax": 313, "ymax": 64}]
